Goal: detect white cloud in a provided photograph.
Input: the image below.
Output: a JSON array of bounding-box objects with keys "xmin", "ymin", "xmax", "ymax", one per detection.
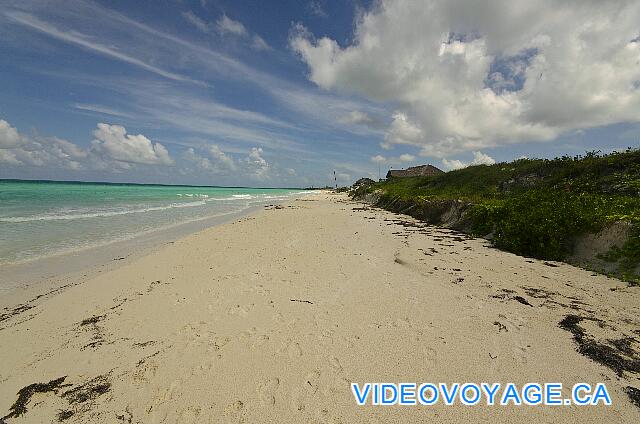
[
  {"xmin": 0, "ymin": 150, "xmax": 21, "ymax": 165},
  {"xmin": 182, "ymin": 147, "xmax": 213, "ymax": 170},
  {"xmin": 399, "ymin": 153, "xmax": 415, "ymax": 162},
  {"xmin": 90, "ymin": 123, "xmax": 173, "ymax": 165},
  {"xmin": 246, "ymin": 147, "xmax": 270, "ymax": 179},
  {"xmin": 339, "ymin": 110, "xmax": 373, "ymax": 126},
  {"xmin": 216, "ymin": 14, "xmax": 247, "ymax": 36},
  {"xmin": 382, "ymin": 113, "xmax": 423, "ymax": 149},
  {"xmin": 0, "ymin": 118, "xmax": 87, "ymax": 169},
  {"xmin": 292, "ymin": 0, "xmax": 640, "ymax": 157},
  {"xmin": 0, "ymin": 119, "xmax": 23, "ymax": 148},
  {"xmin": 471, "ymin": 151, "xmax": 496, "ymax": 166},
  {"xmin": 209, "ymin": 144, "xmax": 236, "ymax": 170},
  {"xmin": 441, "ymin": 151, "xmax": 495, "ymax": 170},
  {"xmin": 441, "ymin": 158, "xmax": 467, "ymax": 171},
  {"xmin": 370, "ymin": 154, "xmax": 386, "ymax": 163}
]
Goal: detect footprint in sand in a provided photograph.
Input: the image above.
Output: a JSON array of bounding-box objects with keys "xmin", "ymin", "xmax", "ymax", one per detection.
[
  {"xmin": 248, "ymin": 284, "xmax": 271, "ymax": 296},
  {"xmin": 329, "ymin": 357, "xmax": 343, "ymax": 373},
  {"xmin": 512, "ymin": 343, "xmax": 530, "ymax": 365},
  {"xmin": 161, "ymin": 378, "xmax": 183, "ymax": 402},
  {"xmin": 423, "ymin": 346, "xmax": 437, "ymax": 366},
  {"xmin": 319, "ymin": 329, "xmax": 334, "ymax": 345},
  {"xmin": 228, "ymin": 304, "xmax": 253, "ymax": 317},
  {"xmin": 257, "ymin": 377, "xmax": 280, "ymax": 406},
  {"xmin": 223, "ymin": 400, "xmax": 246, "ymax": 424},
  {"xmin": 177, "ymin": 406, "xmax": 202, "ymax": 424},
  {"xmin": 288, "ymin": 341, "xmax": 302, "ymax": 358},
  {"xmin": 133, "ymin": 356, "xmax": 159, "ymax": 384},
  {"xmin": 305, "ymin": 370, "xmax": 321, "ymax": 394}
]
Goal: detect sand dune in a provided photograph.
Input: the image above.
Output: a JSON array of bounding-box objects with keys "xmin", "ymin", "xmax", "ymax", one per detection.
[{"xmin": 1, "ymin": 193, "xmax": 638, "ymax": 423}]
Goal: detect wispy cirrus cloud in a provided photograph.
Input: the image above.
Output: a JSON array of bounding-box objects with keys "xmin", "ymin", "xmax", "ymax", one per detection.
[
  {"xmin": 3, "ymin": 0, "xmax": 377, "ymax": 136},
  {"xmin": 4, "ymin": 11, "xmax": 202, "ymax": 85}
]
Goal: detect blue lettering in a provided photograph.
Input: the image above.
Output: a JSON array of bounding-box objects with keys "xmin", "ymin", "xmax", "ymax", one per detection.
[
  {"xmin": 591, "ymin": 383, "xmax": 612, "ymax": 406},
  {"xmin": 440, "ymin": 383, "xmax": 460, "ymax": 405},
  {"xmin": 418, "ymin": 383, "xmax": 439, "ymax": 405},
  {"xmin": 399, "ymin": 383, "xmax": 416, "ymax": 405},
  {"xmin": 460, "ymin": 383, "xmax": 481, "ymax": 405},
  {"xmin": 501, "ymin": 383, "xmax": 522, "ymax": 405},
  {"xmin": 545, "ymin": 383, "xmax": 563, "ymax": 405},
  {"xmin": 523, "ymin": 383, "xmax": 542, "ymax": 405},
  {"xmin": 351, "ymin": 383, "xmax": 371, "ymax": 405},
  {"xmin": 481, "ymin": 383, "xmax": 500, "ymax": 405},
  {"xmin": 381, "ymin": 384, "xmax": 398, "ymax": 405},
  {"xmin": 572, "ymin": 383, "xmax": 591, "ymax": 405}
]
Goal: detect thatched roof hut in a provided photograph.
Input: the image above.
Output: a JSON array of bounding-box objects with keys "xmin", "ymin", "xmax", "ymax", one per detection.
[{"xmin": 386, "ymin": 164, "xmax": 443, "ymax": 179}]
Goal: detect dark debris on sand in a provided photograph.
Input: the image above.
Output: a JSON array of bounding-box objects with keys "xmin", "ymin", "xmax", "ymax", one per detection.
[
  {"xmin": 80, "ymin": 315, "xmax": 105, "ymax": 326},
  {"xmin": 624, "ymin": 386, "xmax": 640, "ymax": 408},
  {"xmin": 2, "ymin": 374, "xmax": 113, "ymax": 422},
  {"xmin": 513, "ymin": 296, "xmax": 533, "ymax": 307},
  {"xmin": 3, "ymin": 376, "xmax": 69, "ymax": 419},
  {"xmin": 62, "ymin": 375, "xmax": 111, "ymax": 405},
  {"xmin": 558, "ymin": 314, "xmax": 640, "ymax": 378},
  {"xmin": 57, "ymin": 409, "xmax": 75, "ymax": 421},
  {"xmin": 0, "ymin": 304, "xmax": 34, "ymax": 323}
]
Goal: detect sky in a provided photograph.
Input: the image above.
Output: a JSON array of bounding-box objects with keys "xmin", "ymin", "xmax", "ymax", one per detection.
[{"xmin": 0, "ymin": 0, "xmax": 639, "ymax": 188}]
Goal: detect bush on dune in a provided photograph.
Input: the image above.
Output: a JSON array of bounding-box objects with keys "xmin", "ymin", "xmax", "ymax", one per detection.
[{"xmin": 353, "ymin": 148, "xmax": 640, "ymax": 283}]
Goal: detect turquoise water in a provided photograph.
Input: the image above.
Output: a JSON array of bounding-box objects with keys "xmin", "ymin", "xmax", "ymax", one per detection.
[{"xmin": 0, "ymin": 180, "xmax": 305, "ymax": 265}]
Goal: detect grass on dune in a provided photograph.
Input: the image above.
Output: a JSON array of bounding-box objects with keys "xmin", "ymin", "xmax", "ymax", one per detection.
[{"xmin": 356, "ymin": 148, "xmax": 640, "ymax": 283}]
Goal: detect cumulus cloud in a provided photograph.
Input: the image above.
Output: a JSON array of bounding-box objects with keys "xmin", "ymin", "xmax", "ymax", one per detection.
[
  {"xmin": 470, "ymin": 151, "xmax": 496, "ymax": 166},
  {"xmin": 182, "ymin": 147, "xmax": 213, "ymax": 171},
  {"xmin": 246, "ymin": 147, "xmax": 270, "ymax": 179},
  {"xmin": 441, "ymin": 158, "xmax": 467, "ymax": 171},
  {"xmin": 209, "ymin": 144, "xmax": 236, "ymax": 170},
  {"xmin": 0, "ymin": 118, "xmax": 88, "ymax": 169},
  {"xmin": 0, "ymin": 120, "xmax": 23, "ymax": 148},
  {"xmin": 441, "ymin": 151, "xmax": 496, "ymax": 170},
  {"xmin": 399, "ymin": 153, "xmax": 415, "ymax": 162},
  {"xmin": 90, "ymin": 123, "xmax": 173, "ymax": 165},
  {"xmin": 291, "ymin": 0, "xmax": 640, "ymax": 157},
  {"xmin": 370, "ymin": 154, "xmax": 386, "ymax": 163}
]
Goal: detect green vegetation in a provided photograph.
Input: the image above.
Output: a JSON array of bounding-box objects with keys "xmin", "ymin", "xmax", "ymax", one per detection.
[{"xmin": 353, "ymin": 149, "xmax": 640, "ymax": 284}]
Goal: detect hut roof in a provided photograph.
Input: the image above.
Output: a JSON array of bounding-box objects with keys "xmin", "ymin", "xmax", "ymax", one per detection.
[{"xmin": 386, "ymin": 164, "xmax": 443, "ymax": 178}]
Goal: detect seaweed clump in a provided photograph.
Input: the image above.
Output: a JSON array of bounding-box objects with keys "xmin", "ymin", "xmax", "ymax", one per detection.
[
  {"xmin": 558, "ymin": 314, "xmax": 640, "ymax": 377},
  {"xmin": 3, "ymin": 376, "xmax": 68, "ymax": 419}
]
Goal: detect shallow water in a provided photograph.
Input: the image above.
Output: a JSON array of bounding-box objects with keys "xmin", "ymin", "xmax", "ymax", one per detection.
[{"xmin": 0, "ymin": 180, "xmax": 305, "ymax": 265}]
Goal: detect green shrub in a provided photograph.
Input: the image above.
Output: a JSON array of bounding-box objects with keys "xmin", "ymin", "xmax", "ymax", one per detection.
[
  {"xmin": 488, "ymin": 191, "xmax": 604, "ymax": 260},
  {"xmin": 354, "ymin": 148, "xmax": 640, "ymax": 280}
]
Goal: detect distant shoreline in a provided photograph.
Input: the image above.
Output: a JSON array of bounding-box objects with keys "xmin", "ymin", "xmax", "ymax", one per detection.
[{"xmin": 0, "ymin": 178, "xmax": 307, "ymax": 191}]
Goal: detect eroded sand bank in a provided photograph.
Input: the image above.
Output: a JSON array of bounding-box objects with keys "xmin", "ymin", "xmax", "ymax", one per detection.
[{"xmin": 1, "ymin": 193, "xmax": 638, "ymax": 423}]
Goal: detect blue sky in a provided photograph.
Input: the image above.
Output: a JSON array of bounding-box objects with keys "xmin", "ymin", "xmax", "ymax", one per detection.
[{"xmin": 1, "ymin": 0, "xmax": 639, "ymax": 187}]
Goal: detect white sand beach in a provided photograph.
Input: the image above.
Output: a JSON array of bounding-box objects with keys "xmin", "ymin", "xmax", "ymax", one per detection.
[{"xmin": 1, "ymin": 193, "xmax": 639, "ymax": 423}]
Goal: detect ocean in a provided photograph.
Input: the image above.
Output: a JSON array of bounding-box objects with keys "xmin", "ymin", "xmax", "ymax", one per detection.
[{"xmin": 0, "ymin": 180, "xmax": 306, "ymax": 265}]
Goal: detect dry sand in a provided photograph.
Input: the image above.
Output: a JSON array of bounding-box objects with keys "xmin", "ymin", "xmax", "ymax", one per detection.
[{"xmin": 1, "ymin": 193, "xmax": 639, "ymax": 423}]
